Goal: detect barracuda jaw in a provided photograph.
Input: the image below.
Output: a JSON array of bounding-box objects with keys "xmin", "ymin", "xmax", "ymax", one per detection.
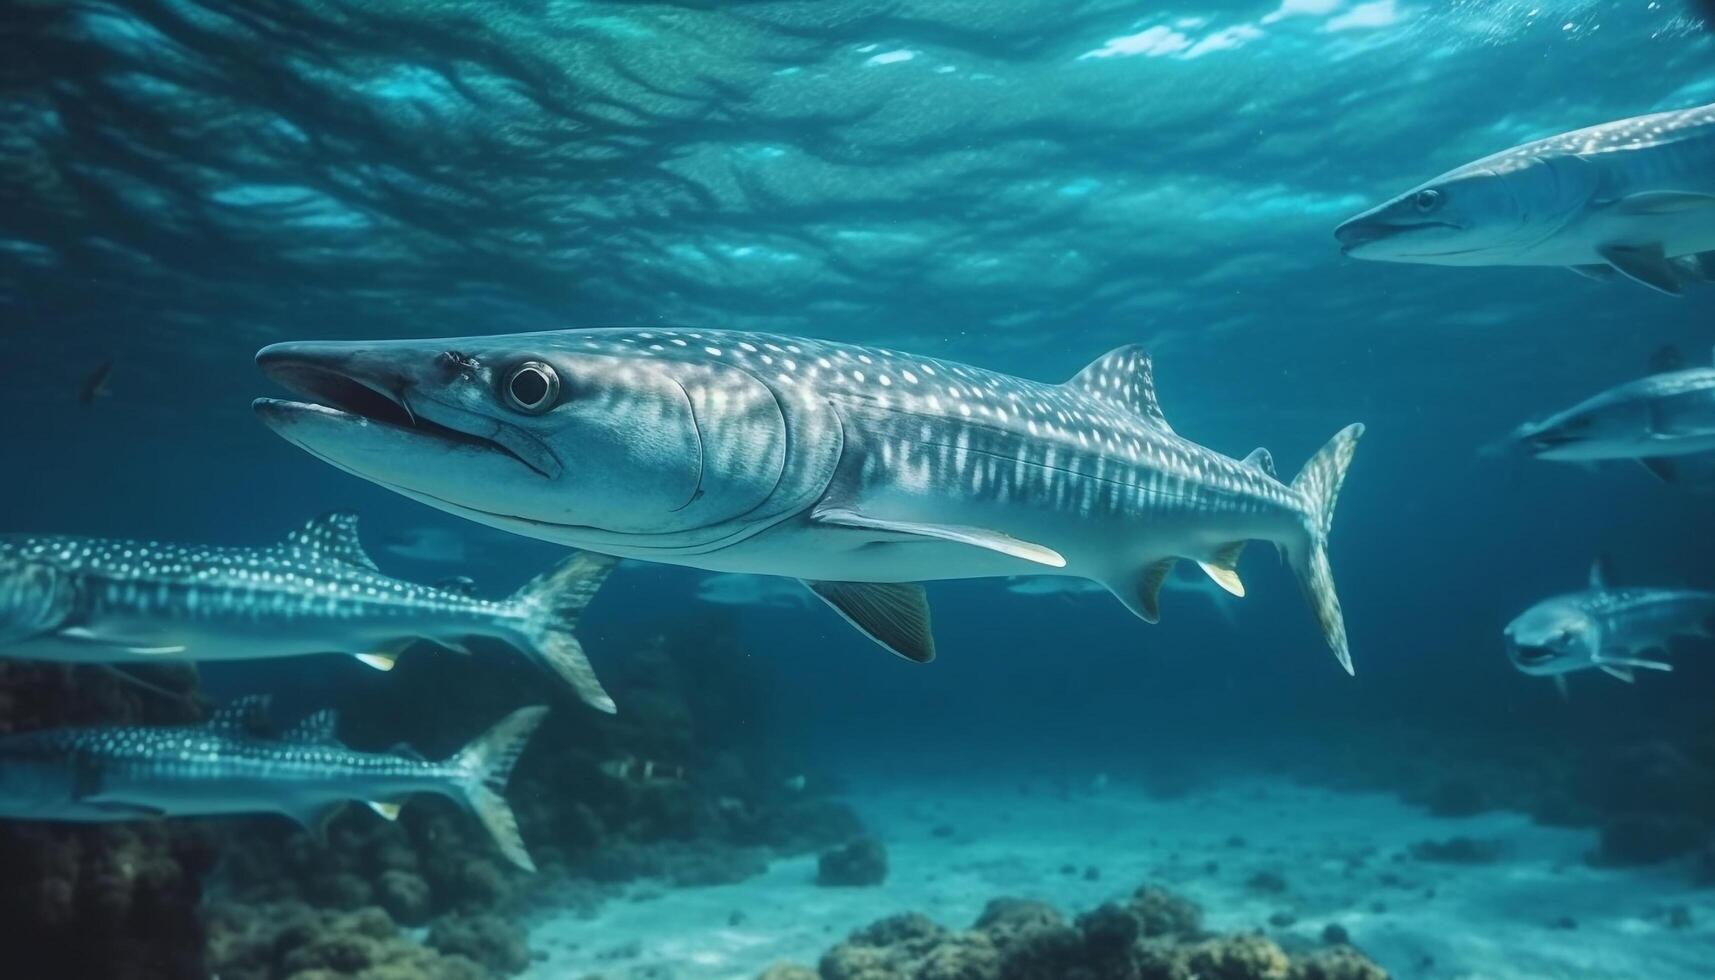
[{"xmin": 254, "ymin": 347, "xmax": 559, "ymax": 480}]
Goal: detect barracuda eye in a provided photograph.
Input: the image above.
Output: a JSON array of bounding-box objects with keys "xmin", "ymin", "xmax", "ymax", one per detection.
[
  {"xmin": 1413, "ymin": 189, "xmax": 1443, "ymax": 213},
  {"xmin": 504, "ymin": 361, "xmax": 560, "ymax": 414}
]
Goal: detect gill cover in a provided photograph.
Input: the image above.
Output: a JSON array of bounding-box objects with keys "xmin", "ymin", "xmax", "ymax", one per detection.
[{"xmin": 462, "ymin": 342, "xmax": 799, "ymax": 535}]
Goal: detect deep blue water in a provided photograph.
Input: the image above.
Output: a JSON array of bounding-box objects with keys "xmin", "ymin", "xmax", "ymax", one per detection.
[{"xmin": 3, "ymin": 1, "xmax": 1715, "ymax": 976}]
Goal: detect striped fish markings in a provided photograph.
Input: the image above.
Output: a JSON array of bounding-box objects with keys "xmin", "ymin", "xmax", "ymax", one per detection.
[
  {"xmin": 1507, "ymin": 346, "xmax": 1715, "ymax": 485},
  {"xmin": 254, "ymin": 329, "xmax": 1364, "ymax": 672},
  {"xmin": 1337, "ymin": 101, "xmax": 1715, "ymax": 294},
  {"xmin": 0, "ymin": 698, "xmax": 547, "ymax": 871},
  {"xmin": 0, "ymin": 513, "xmax": 618, "ymax": 711},
  {"xmin": 1505, "ymin": 560, "xmax": 1715, "ymax": 688}
]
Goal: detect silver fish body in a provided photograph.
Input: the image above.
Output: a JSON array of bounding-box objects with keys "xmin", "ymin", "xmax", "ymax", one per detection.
[
  {"xmin": 1513, "ymin": 359, "xmax": 1715, "ymax": 463},
  {"xmin": 1505, "ymin": 561, "xmax": 1715, "ymax": 683},
  {"xmin": 0, "ymin": 699, "xmax": 548, "ymax": 870},
  {"xmin": 0, "ymin": 513, "xmax": 617, "ymax": 711},
  {"xmin": 254, "ymin": 328, "xmax": 1364, "ymax": 673},
  {"xmin": 1337, "ymin": 101, "xmax": 1715, "ymax": 293}
]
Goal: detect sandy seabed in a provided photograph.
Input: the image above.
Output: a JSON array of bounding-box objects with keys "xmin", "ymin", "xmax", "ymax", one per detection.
[{"xmin": 521, "ymin": 776, "xmax": 1715, "ymax": 979}]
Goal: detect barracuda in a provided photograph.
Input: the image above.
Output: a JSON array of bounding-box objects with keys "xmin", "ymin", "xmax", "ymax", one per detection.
[
  {"xmin": 0, "ymin": 513, "xmax": 617, "ymax": 712},
  {"xmin": 0, "ymin": 698, "xmax": 547, "ymax": 871},
  {"xmin": 254, "ymin": 329, "xmax": 1364, "ymax": 672},
  {"xmin": 1336, "ymin": 101, "xmax": 1715, "ymax": 294},
  {"xmin": 1505, "ymin": 560, "xmax": 1715, "ymax": 689},
  {"xmin": 1506, "ymin": 346, "xmax": 1715, "ymax": 485}
]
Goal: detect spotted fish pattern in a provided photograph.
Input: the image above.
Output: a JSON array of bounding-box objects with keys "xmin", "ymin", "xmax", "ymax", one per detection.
[
  {"xmin": 256, "ymin": 328, "xmax": 1366, "ymax": 673},
  {"xmin": 0, "ymin": 513, "xmax": 619, "ymax": 711},
  {"xmin": 0, "ymin": 697, "xmax": 548, "ymax": 870},
  {"xmin": 1505, "ymin": 561, "xmax": 1715, "ymax": 685}
]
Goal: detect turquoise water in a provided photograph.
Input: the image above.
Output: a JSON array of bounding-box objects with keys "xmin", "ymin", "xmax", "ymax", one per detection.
[{"xmin": 3, "ymin": 2, "xmax": 1714, "ymax": 978}]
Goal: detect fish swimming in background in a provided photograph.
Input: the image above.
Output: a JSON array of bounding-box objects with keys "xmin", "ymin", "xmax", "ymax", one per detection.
[
  {"xmin": 1336, "ymin": 101, "xmax": 1715, "ymax": 294},
  {"xmin": 693, "ymin": 572, "xmax": 817, "ymax": 610},
  {"xmin": 79, "ymin": 359, "xmax": 114, "ymax": 407},
  {"xmin": 1505, "ymin": 559, "xmax": 1715, "ymax": 688},
  {"xmin": 0, "ymin": 697, "xmax": 548, "ymax": 871},
  {"xmin": 253, "ymin": 329, "xmax": 1364, "ymax": 673},
  {"xmin": 598, "ymin": 756, "xmax": 687, "ymax": 786},
  {"xmin": 0, "ymin": 512, "xmax": 619, "ymax": 712},
  {"xmin": 1005, "ymin": 563, "xmax": 1240, "ymax": 627},
  {"xmin": 1502, "ymin": 346, "xmax": 1715, "ymax": 485},
  {"xmin": 379, "ymin": 526, "xmax": 471, "ymax": 564}
]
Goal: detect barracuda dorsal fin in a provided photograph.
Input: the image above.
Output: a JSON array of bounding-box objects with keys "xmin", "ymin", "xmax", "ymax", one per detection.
[
  {"xmin": 434, "ymin": 575, "xmax": 479, "ymax": 597},
  {"xmin": 1589, "ymin": 557, "xmax": 1610, "ymax": 589},
  {"xmin": 802, "ymin": 580, "xmax": 936, "ymax": 663},
  {"xmin": 280, "ymin": 511, "xmax": 380, "ymax": 571},
  {"xmin": 207, "ymin": 695, "xmax": 272, "ymax": 733},
  {"xmin": 1649, "ymin": 345, "xmax": 1685, "ymax": 374},
  {"xmin": 283, "ymin": 709, "xmax": 341, "ymax": 745},
  {"xmin": 1064, "ymin": 345, "xmax": 1172, "ymax": 432},
  {"xmin": 1241, "ymin": 448, "xmax": 1276, "ymax": 478}
]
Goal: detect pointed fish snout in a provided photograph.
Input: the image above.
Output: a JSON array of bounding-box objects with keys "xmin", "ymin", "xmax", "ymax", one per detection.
[
  {"xmin": 255, "ymin": 340, "xmax": 428, "ymax": 430},
  {"xmin": 257, "ymin": 340, "xmax": 409, "ymax": 393},
  {"xmin": 1333, "ymin": 216, "xmax": 1392, "ymax": 252}
]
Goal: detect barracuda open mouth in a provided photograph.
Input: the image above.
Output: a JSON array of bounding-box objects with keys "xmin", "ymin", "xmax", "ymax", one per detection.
[
  {"xmin": 1334, "ymin": 220, "xmax": 1463, "ymax": 254},
  {"xmin": 1511, "ymin": 643, "xmax": 1558, "ymax": 666},
  {"xmin": 255, "ymin": 358, "xmax": 558, "ymax": 479}
]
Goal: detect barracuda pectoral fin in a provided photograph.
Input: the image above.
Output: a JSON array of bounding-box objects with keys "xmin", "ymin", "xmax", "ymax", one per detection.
[
  {"xmin": 1613, "ymin": 191, "xmax": 1715, "ymax": 214},
  {"xmin": 366, "ymin": 801, "xmax": 403, "ymax": 821},
  {"xmin": 58, "ymin": 627, "xmax": 188, "ymax": 656},
  {"xmin": 354, "ymin": 652, "xmax": 400, "ymax": 672},
  {"xmin": 802, "ymin": 580, "xmax": 936, "ymax": 663},
  {"xmin": 1598, "ymin": 243, "xmax": 1683, "ymax": 295},
  {"xmin": 1568, "ymin": 264, "xmax": 1618, "ymax": 282},
  {"xmin": 1600, "ymin": 655, "xmax": 1672, "ymax": 673},
  {"xmin": 811, "ymin": 507, "xmax": 1066, "ymax": 568},
  {"xmin": 1107, "ymin": 558, "xmax": 1176, "ymax": 624}
]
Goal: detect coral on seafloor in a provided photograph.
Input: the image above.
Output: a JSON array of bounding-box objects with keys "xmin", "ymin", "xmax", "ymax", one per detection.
[
  {"xmin": 817, "ymin": 835, "xmax": 890, "ymax": 887},
  {"xmin": 203, "ymin": 614, "xmax": 870, "ymax": 978},
  {"xmin": 207, "ymin": 902, "xmax": 494, "ymax": 980},
  {"xmin": 0, "ymin": 661, "xmax": 215, "ymax": 980},
  {"xmin": 786, "ymin": 883, "xmax": 1388, "ymax": 980}
]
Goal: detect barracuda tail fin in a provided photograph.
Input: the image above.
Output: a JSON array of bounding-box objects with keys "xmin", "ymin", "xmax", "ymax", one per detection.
[
  {"xmin": 510, "ymin": 552, "xmax": 618, "ymax": 713},
  {"xmin": 451, "ymin": 705, "xmax": 548, "ymax": 873},
  {"xmin": 1288, "ymin": 423, "xmax": 1365, "ymax": 675}
]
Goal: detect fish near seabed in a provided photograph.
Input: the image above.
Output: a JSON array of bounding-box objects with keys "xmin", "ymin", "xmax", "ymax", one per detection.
[
  {"xmin": 1505, "ymin": 559, "xmax": 1715, "ymax": 689},
  {"xmin": 0, "ymin": 512, "xmax": 619, "ymax": 712},
  {"xmin": 1504, "ymin": 346, "xmax": 1715, "ymax": 485},
  {"xmin": 253, "ymin": 329, "xmax": 1364, "ymax": 673},
  {"xmin": 1336, "ymin": 101, "xmax": 1715, "ymax": 294},
  {"xmin": 0, "ymin": 698, "xmax": 549, "ymax": 871}
]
